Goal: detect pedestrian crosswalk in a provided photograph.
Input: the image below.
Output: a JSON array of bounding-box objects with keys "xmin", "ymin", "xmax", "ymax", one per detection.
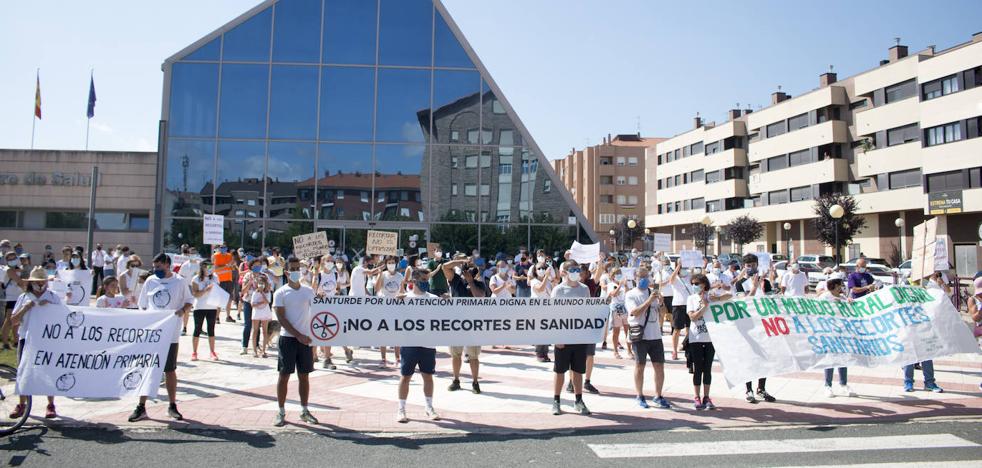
[{"xmin": 587, "ymin": 434, "xmax": 979, "ymax": 459}]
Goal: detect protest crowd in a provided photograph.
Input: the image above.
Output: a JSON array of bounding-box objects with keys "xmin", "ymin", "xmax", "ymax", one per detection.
[{"xmin": 1, "ymin": 236, "xmax": 980, "ymax": 426}]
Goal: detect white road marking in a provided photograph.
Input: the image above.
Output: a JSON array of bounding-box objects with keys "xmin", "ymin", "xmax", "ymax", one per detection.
[
  {"xmin": 774, "ymin": 462, "xmax": 982, "ymax": 468},
  {"xmin": 588, "ymin": 434, "xmax": 978, "ymax": 459}
]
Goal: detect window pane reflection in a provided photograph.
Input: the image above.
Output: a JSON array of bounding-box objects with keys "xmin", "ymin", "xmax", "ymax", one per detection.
[
  {"xmin": 222, "ymin": 7, "xmax": 272, "ymax": 62},
  {"xmin": 428, "ymin": 145, "xmax": 478, "ymax": 222},
  {"xmin": 317, "ymin": 143, "xmax": 373, "ymax": 220},
  {"xmin": 168, "ymin": 63, "xmax": 218, "ymax": 137},
  {"xmin": 320, "ymin": 66, "xmax": 374, "ymax": 141},
  {"xmin": 376, "ymin": 68, "xmax": 430, "ymax": 142},
  {"xmin": 323, "ymin": 0, "xmax": 377, "ymax": 65},
  {"xmin": 378, "ymin": 0, "xmax": 432, "ymax": 66},
  {"xmin": 221, "ymin": 217, "xmax": 265, "ymax": 254},
  {"xmin": 183, "ymin": 37, "xmax": 220, "ymax": 61},
  {"xmin": 272, "ymin": 0, "xmax": 321, "ymax": 63},
  {"xmin": 163, "ymin": 217, "xmax": 206, "ymax": 254},
  {"xmin": 427, "ymin": 70, "xmax": 480, "ymax": 145},
  {"xmin": 434, "ymin": 11, "xmax": 475, "ymax": 68},
  {"xmin": 268, "ymin": 142, "xmax": 315, "ymax": 223},
  {"xmin": 165, "ymin": 139, "xmax": 215, "ymax": 216},
  {"xmin": 216, "ymin": 141, "xmax": 266, "ymax": 220},
  {"xmin": 269, "ymin": 65, "xmax": 318, "ymax": 140},
  {"xmin": 374, "ymin": 144, "xmax": 424, "ymax": 221},
  {"xmin": 219, "ymin": 64, "xmax": 269, "ymax": 138}
]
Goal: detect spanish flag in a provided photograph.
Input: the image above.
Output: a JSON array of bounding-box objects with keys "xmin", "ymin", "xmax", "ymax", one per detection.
[{"xmin": 34, "ymin": 72, "xmax": 41, "ymax": 120}]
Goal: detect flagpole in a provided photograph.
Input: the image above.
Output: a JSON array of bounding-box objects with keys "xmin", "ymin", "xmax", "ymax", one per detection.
[
  {"xmin": 86, "ymin": 69, "xmax": 92, "ymax": 151},
  {"xmin": 31, "ymin": 68, "xmax": 38, "ymax": 150}
]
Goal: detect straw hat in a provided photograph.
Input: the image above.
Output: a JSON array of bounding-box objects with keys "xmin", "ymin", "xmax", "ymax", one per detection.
[{"xmin": 26, "ymin": 266, "xmax": 49, "ymax": 282}]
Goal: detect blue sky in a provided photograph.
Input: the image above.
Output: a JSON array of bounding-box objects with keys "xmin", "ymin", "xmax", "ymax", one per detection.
[{"xmin": 1, "ymin": 0, "xmax": 980, "ymax": 159}]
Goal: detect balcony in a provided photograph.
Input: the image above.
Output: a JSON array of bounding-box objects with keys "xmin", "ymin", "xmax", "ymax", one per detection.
[
  {"xmin": 854, "ymin": 187, "xmax": 923, "ymax": 214},
  {"xmin": 749, "ymin": 157, "xmax": 848, "ymax": 194},
  {"xmin": 748, "ymin": 120, "xmax": 848, "ymax": 162},
  {"xmin": 856, "ymin": 141, "xmax": 921, "ymax": 178},
  {"xmin": 854, "ymin": 96, "xmax": 918, "ymax": 137},
  {"xmin": 746, "ymin": 86, "xmax": 847, "ymax": 130},
  {"xmin": 704, "ymin": 179, "xmax": 749, "ymax": 200},
  {"xmin": 919, "ymin": 85, "xmax": 982, "ymax": 128},
  {"xmin": 655, "ymin": 182, "xmax": 706, "ymax": 204},
  {"xmin": 921, "ymin": 137, "xmax": 982, "ymax": 175},
  {"xmin": 703, "ymin": 148, "xmax": 748, "ymax": 173}
]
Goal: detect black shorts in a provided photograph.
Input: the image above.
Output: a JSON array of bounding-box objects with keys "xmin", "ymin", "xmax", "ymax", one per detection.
[
  {"xmin": 5, "ymin": 301, "xmax": 16, "ymax": 313},
  {"xmin": 278, "ymin": 336, "xmax": 314, "ymax": 374},
  {"xmin": 662, "ymin": 295, "xmax": 673, "ymax": 310},
  {"xmin": 399, "ymin": 347, "xmax": 436, "ymax": 376},
  {"xmin": 585, "ymin": 343, "xmax": 596, "ymax": 357},
  {"xmin": 553, "ymin": 344, "xmax": 588, "ymax": 374},
  {"xmin": 164, "ymin": 343, "xmax": 179, "ymax": 373},
  {"xmin": 632, "ymin": 339, "xmax": 665, "ymax": 365},
  {"xmin": 672, "ymin": 305, "xmax": 690, "ymax": 331},
  {"xmin": 220, "ymin": 281, "xmax": 234, "ymax": 295}
]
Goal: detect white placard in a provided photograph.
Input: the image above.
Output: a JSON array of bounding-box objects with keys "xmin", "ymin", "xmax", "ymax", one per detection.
[
  {"xmin": 201, "ymin": 283, "xmax": 230, "ymax": 309},
  {"xmin": 16, "ymin": 305, "xmax": 178, "ymax": 398},
  {"xmin": 754, "ymin": 251, "xmax": 772, "ymax": 271},
  {"xmin": 366, "ymin": 230, "xmax": 398, "ymax": 256},
  {"xmin": 653, "ymin": 233, "xmax": 672, "ymax": 252},
  {"xmin": 307, "ymin": 296, "xmax": 608, "ymax": 347},
  {"xmin": 203, "ymin": 214, "xmax": 224, "ymax": 245},
  {"xmin": 679, "ymin": 250, "xmax": 703, "ymax": 268},
  {"xmin": 57, "ymin": 269, "xmax": 92, "ymax": 307},
  {"xmin": 620, "ymin": 267, "xmax": 636, "ymax": 281},
  {"xmin": 933, "ymin": 238, "xmax": 948, "ymax": 271},
  {"xmin": 703, "ymin": 286, "xmax": 980, "ymax": 388},
  {"xmin": 569, "ymin": 241, "xmax": 600, "ymax": 264}
]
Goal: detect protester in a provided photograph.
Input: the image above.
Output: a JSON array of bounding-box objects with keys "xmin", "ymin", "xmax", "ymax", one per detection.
[
  {"xmin": 847, "ymin": 258, "xmax": 878, "ymax": 299},
  {"xmin": 626, "ymin": 267, "xmax": 669, "ymax": 409},
  {"xmin": 272, "ymin": 256, "xmax": 319, "ymax": 426},
  {"xmin": 734, "ymin": 253, "xmax": 776, "ymax": 403},
  {"xmin": 666, "ymin": 262, "xmax": 691, "ymax": 361},
  {"xmin": 567, "ymin": 265, "xmax": 599, "ymax": 394},
  {"xmin": 55, "ymin": 246, "xmax": 72, "ymax": 270},
  {"xmin": 349, "ymin": 256, "xmax": 380, "ymax": 297},
  {"xmin": 118, "ymin": 255, "xmax": 143, "ymax": 310},
  {"xmin": 442, "ymin": 257, "xmax": 484, "ymax": 393},
  {"xmin": 375, "ymin": 255, "xmax": 406, "ymax": 367},
  {"xmin": 250, "ymin": 274, "xmax": 273, "ymax": 358},
  {"xmin": 212, "ymin": 244, "xmax": 236, "ymax": 323},
  {"xmin": 550, "ymin": 261, "xmax": 591, "ymax": 416},
  {"xmin": 7, "ymin": 267, "xmax": 59, "ymax": 419},
  {"xmin": 231, "ymin": 249, "xmax": 243, "ymax": 320},
  {"xmin": 817, "ymin": 278, "xmax": 855, "ymax": 397},
  {"xmin": 90, "ymin": 243, "xmax": 110, "ymax": 291},
  {"xmin": 396, "ymin": 268, "xmax": 440, "ymax": 423},
  {"xmin": 513, "ymin": 253, "xmax": 531, "ymax": 298},
  {"xmin": 316, "ymin": 254, "xmax": 352, "ymax": 368},
  {"xmin": 687, "ymin": 273, "xmax": 727, "ymax": 410},
  {"xmin": 489, "ymin": 260, "xmax": 516, "ymax": 298},
  {"xmin": 95, "ymin": 276, "xmax": 128, "ymax": 308},
  {"xmin": 780, "ymin": 262, "xmax": 808, "ymax": 297},
  {"xmin": 529, "ymin": 260, "xmax": 554, "ymax": 362},
  {"xmin": 115, "ymin": 246, "xmax": 131, "ymax": 275},
  {"xmin": 190, "ymin": 260, "xmax": 220, "ymax": 361},
  {"xmin": 1, "ymin": 250, "xmax": 26, "ymax": 350},
  {"xmin": 606, "ymin": 267, "xmax": 632, "ymax": 360},
  {"xmin": 128, "ymin": 253, "xmax": 193, "ymax": 422},
  {"xmin": 815, "ymin": 267, "xmax": 834, "ymax": 296},
  {"xmin": 268, "ymin": 247, "xmax": 286, "ymax": 289},
  {"xmin": 336, "ymin": 258, "xmax": 351, "ymax": 296}
]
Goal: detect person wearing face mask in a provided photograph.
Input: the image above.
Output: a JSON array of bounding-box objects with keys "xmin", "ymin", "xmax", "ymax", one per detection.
[
  {"xmin": 374, "ymin": 256, "xmax": 407, "ymax": 367},
  {"xmin": 562, "ymin": 265, "xmax": 601, "ymax": 395},
  {"xmin": 440, "ymin": 257, "xmax": 485, "ymax": 392},
  {"xmin": 687, "ymin": 273, "xmax": 729, "ymax": 410},
  {"xmin": 847, "ymin": 258, "xmax": 877, "ymax": 299},
  {"xmin": 817, "ymin": 279, "xmax": 856, "ymax": 397},
  {"xmin": 549, "ymin": 261, "xmax": 592, "ymax": 416},
  {"xmin": 425, "ymin": 247, "xmax": 450, "ymax": 297},
  {"xmin": 117, "ymin": 255, "xmax": 143, "ymax": 311},
  {"xmin": 528, "ymin": 260, "xmax": 554, "ymax": 362},
  {"xmin": 349, "ymin": 256, "xmax": 382, "ymax": 297},
  {"xmin": 489, "ymin": 260, "xmax": 515, "ymax": 298},
  {"xmin": 663, "ymin": 262, "xmax": 691, "ymax": 361},
  {"xmin": 249, "ymin": 274, "xmax": 273, "ymax": 358},
  {"xmin": 316, "ymin": 254, "xmax": 352, "ymax": 369},
  {"xmin": 625, "ymin": 267, "xmax": 669, "ymax": 409},
  {"xmin": 115, "ymin": 246, "xmax": 131, "ymax": 276},
  {"xmin": 654, "ymin": 259, "xmax": 677, "ymax": 354},
  {"xmin": 336, "ymin": 259, "xmax": 350, "ymax": 296},
  {"xmin": 8, "ymin": 266, "xmax": 60, "ymax": 419},
  {"xmin": 733, "ymin": 253, "xmax": 776, "ymax": 403},
  {"xmin": 815, "ymin": 267, "xmax": 834, "ymax": 296},
  {"xmin": 190, "ymin": 261, "xmax": 220, "ymax": 361},
  {"xmin": 706, "ymin": 260, "xmax": 731, "ymax": 293},
  {"xmin": 127, "ymin": 253, "xmax": 194, "ymax": 422},
  {"xmin": 1, "ymin": 251, "xmax": 27, "ymax": 350},
  {"xmin": 272, "ymin": 256, "xmax": 319, "ymax": 427},
  {"xmin": 513, "ymin": 254, "xmax": 531, "ymax": 298},
  {"xmin": 239, "ymin": 257, "xmax": 272, "ymax": 353},
  {"xmin": 606, "ymin": 267, "xmax": 633, "ymax": 360},
  {"xmin": 67, "ymin": 251, "xmax": 87, "ymax": 271},
  {"xmin": 780, "ymin": 263, "xmax": 809, "ymax": 297},
  {"xmin": 627, "ymin": 248, "xmax": 642, "ymax": 268},
  {"xmin": 395, "ymin": 269, "xmax": 441, "ymax": 423},
  {"xmin": 212, "ymin": 244, "xmax": 236, "ymax": 323},
  {"xmin": 90, "ymin": 244, "xmax": 110, "ymax": 292}
]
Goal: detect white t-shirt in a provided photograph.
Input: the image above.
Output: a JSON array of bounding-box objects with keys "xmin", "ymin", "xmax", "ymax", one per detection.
[
  {"xmin": 138, "ymin": 274, "xmax": 194, "ymax": 343},
  {"xmin": 550, "ymin": 281, "xmax": 589, "ymax": 299},
  {"xmin": 2, "ymin": 266, "xmax": 24, "ymax": 300},
  {"xmin": 90, "ymin": 250, "xmax": 107, "ymax": 267},
  {"xmin": 781, "ymin": 271, "xmax": 808, "ymax": 297},
  {"xmin": 272, "ymin": 284, "xmax": 315, "ymax": 338},
  {"xmin": 607, "ymin": 281, "xmax": 626, "ymax": 313},
  {"xmin": 818, "ymin": 290, "xmax": 843, "ymax": 301},
  {"xmin": 95, "ymin": 294, "xmax": 127, "ymax": 309},
  {"xmin": 191, "ymin": 275, "xmax": 219, "ymax": 309},
  {"xmin": 378, "ymin": 271, "xmax": 403, "ymax": 297},
  {"xmin": 349, "ymin": 265, "xmax": 368, "ymax": 297},
  {"xmin": 686, "ymin": 294, "xmax": 711, "ymax": 343},
  {"xmin": 317, "ymin": 271, "xmax": 338, "ymax": 297},
  {"xmin": 665, "ymin": 271, "xmax": 690, "ymax": 301},
  {"xmin": 655, "ymin": 268, "xmax": 674, "ymax": 297},
  {"xmin": 251, "ymin": 290, "xmax": 273, "ymax": 320},
  {"xmin": 116, "ymin": 255, "xmax": 129, "ymax": 275},
  {"xmin": 598, "ymin": 273, "xmax": 611, "ymax": 299},
  {"xmin": 14, "ymin": 289, "xmax": 61, "ymax": 340},
  {"xmin": 529, "ymin": 277, "xmax": 551, "ymax": 298},
  {"xmin": 489, "ymin": 273, "xmax": 514, "ymax": 298},
  {"xmin": 625, "ymin": 288, "xmax": 660, "ymax": 341}
]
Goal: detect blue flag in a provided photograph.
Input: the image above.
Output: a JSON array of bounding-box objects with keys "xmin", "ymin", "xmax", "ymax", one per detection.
[{"xmin": 87, "ymin": 75, "xmax": 97, "ymax": 118}]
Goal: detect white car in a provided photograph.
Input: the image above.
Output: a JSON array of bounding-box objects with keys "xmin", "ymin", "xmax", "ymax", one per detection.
[{"xmin": 838, "ymin": 263, "xmax": 897, "ymax": 286}]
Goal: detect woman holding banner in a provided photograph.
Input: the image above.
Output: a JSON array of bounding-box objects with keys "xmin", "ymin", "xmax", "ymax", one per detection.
[
  {"xmin": 529, "ymin": 262, "xmax": 554, "ymax": 362},
  {"xmin": 375, "ymin": 255, "xmax": 406, "ymax": 367},
  {"xmin": 817, "ymin": 278, "xmax": 856, "ymax": 397},
  {"xmin": 190, "ymin": 261, "xmax": 220, "ymax": 361},
  {"xmin": 686, "ymin": 273, "xmax": 727, "ymax": 410},
  {"xmin": 8, "ymin": 267, "xmax": 59, "ymax": 419}
]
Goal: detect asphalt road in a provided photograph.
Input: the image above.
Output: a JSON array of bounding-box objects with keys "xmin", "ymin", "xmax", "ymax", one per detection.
[{"xmin": 3, "ymin": 420, "xmax": 981, "ymax": 467}]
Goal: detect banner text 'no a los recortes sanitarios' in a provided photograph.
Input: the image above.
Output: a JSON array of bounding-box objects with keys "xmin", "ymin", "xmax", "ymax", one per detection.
[
  {"xmin": 307, "ymin": 296, "xmax": 609, "ymax": 347},
  {"xmin": 704, "ymin": 286, "xmax": 980, "ymax": 387}
]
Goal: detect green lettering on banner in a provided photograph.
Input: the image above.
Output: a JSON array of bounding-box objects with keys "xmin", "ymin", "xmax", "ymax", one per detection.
[
  {"xmin": 780, "ymin": 297, "xmax": 801, "ymax": 315},
  {"xmin": 710, "ymin": 304, "xmax": 725, "ymax": 323}
]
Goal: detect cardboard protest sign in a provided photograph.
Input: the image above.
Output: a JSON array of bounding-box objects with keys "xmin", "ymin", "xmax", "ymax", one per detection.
[
  {"xmin": 203, "ymin": 214, "xmax": 224, "ymax": 245},
  {"xmin": 16, "ymin": 305, "xmax": 178, "ymax": 398},
  {"xmin": 569, "ymin": 241, "xmax": 600, "ymax": 264},
  {"xmin": 57, "ymin": 269, "xmax": 92, "ymax": 307},
  {"xmin": 293, "ymin": 231, "xmax": 330, "ymax": 260},
  {"xmin": 910, "ymin": 218, "xmax": 938, "ymax": 280},
  {"xmin": 366, "ymin": 230, "xmax": 398, "ymax": 256}
]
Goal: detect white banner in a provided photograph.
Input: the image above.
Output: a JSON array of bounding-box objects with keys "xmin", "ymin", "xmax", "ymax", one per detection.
[
  {"xmin": 569, "ymin": 241, "xmax": 600, "ymax": 264},
  {"xmin": 16, "ymin": 305, "xmax": 178, "ymax": 399},
  {"xmin": 653, "ymin": 233, "xmax": 671, "ymax": 252},
  {"xmin": 306, "ymin": 296, "xmax": 609, "ymax": 347},
  {"xmin": 203, "ymin": 214, "xmax": 224, "ymax": 245},
  {"xmin": 704, "ymin": 286, "xmax": 980, "ymax": 387},
  {"xmin": 57, "ymin": 269, "xmax": 92, "ymax": 307}
]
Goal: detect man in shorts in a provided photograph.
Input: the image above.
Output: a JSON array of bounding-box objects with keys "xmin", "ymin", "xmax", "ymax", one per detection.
[
  {"xmin": 625, "ymin": 267, "xmax": 671, "ymax": 409},
  {"xmin": 128, "ymin": 253, "xmax": 193, "ymax": 422},
  {"xmin": 566, "ymin": 265, "xmax": 599, "ymax": 394},
  {"xmin": 272, "ymin": 256, "xmax": 319, "ymax": 427},
  {"xmin": 397, "ymin": 269, "xmax": 441, "ymax": 422},
  {"xmin": 442, "ymin": 256, "xmax": 484, "ymax": 393},
  {"xmin": 665, "ymin": 262, "xmax": 691, "ymax": 360},
  {"xmin": 550, "ymin": 261, "xmax": 592, "ymax": 416}
]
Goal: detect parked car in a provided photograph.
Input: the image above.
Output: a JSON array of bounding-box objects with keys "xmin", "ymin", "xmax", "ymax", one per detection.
[
  {"xmin": 891, "ymin": 259, "xmax": 954, "ymax": 279},
  {"xmin": 797, "ymin": 255, "xmax": 836, "ymax": 270},
  {"xmin": 771, "ymin": 254, "xmax": 789, "ymax": 263},
  {"xmin": 846, "ymin": 257, "xmax": 892, "ymax": 268},
  {"xmin": 838, "ymin": 264, "xmax": 897, "ymax": 285}
]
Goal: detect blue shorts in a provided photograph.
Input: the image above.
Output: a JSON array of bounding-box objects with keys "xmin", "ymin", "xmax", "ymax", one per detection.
[{"xmin": 399, "ymin": 347, "xmax": 436, "ymax": 377}]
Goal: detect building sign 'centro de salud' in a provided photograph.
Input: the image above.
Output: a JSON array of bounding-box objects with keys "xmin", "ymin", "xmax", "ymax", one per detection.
[
  {"xmin": 0, "ymin": 172, "xmax": 100, "ymax": 187},
  {"xmin": 928, "ymin": 190, "xmax": 963, "ymax": 215}
]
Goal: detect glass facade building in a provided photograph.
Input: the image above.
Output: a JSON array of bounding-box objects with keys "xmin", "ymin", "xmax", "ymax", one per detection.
[{"xmin": 156, "ymin": 0, "xmax": 595, "ymax": 258}]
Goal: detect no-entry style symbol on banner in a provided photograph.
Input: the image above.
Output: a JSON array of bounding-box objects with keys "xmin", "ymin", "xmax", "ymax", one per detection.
[{"xmin": 310, "ymin": 311, "xmax": 339, "ymax": 341}]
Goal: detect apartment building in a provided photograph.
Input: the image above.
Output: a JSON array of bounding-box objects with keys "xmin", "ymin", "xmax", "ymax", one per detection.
[
  {"xmin": 646, "ymin": 33, "xmax": 982, "ymax": 275},
  {"xmin": 553, "ymin": 134, "xmax": 663, "ymax": 248}
]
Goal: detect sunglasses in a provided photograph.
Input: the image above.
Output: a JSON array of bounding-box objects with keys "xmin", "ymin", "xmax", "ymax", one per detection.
[{"xmin": 568, "ymin": 268, "xmax": 581, "ymax": 274}]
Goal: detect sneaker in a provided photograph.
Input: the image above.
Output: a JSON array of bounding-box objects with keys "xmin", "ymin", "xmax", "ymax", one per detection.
[
  {"xmin": 574, "ymin": 400, "xmax": 591, "ymax": 415},
  {"xmin": 425, "ymin": 407, "xmax": 440, "ymax": 421},
  {"xmin": 45, "ymin": 404, "xmax": 57, "ymax": 419},
  {"xmin": 344, "ymin": 348, "xmax": 354, "ymax": 363},
  {"xmin": 323, "ymin": 358, "xmax": 336, "ymax": 370},
  {"xmin": 274, "ymin": 412, "xmax": 285, "ymax": 427},
  {"xmin": 225, "ymin": 316, "xmax": 235, "ymax": 323},
  {"xmin": 601, "ymin": 341, "xmax": 607, "ymax": 350},
  {"xmin": 210, "ymin": 352, "xmax": 219, "ymax": 361},
  {"xmin": 300, "ymin": 410, "xmax": 319, "ymax": 424},
  {"xmin": 464, "ymin": 355, "xmax": 470, "ymax": 364},
  {"xmin": 167, "ymin": 404, "xmax": 183, "ymax": 420},
  {"xmin": 838, "ymin": 384, "xmax": 856, "ymax": 397},
  {"xmin": 903, "ymin": 382, "xmax": 914, "ymax": 392},
  {"xmin": 8, "ymin": 403, "xmax": 25, "ymax": 419},
  {"xmin": 552, "ymin": 400, "xmax": 562, "ymax": 415},
  {"xmin": 693, "ymin": 396, "xmax": 704, "ymax": 410},
  {"xmin": 448, "ymin": 379, "xmax": 461, "ymax": 391},
  {"xmin": 566, "ymin": 381, "xmax": 574, "ymax": 394},
  {"xmin": 536, "ymin": 356, "xmax": 548, "ymax": 363},
  {"xmin": 636, "ymin": 397, "xmax": 649, "ymax": 409},
  {"xmin": 757, "ymin": 390, "xmax": 776, "ymax": 402},
  {"xmin": 671, "ymin": 351, "xmax": 678, "ymax": 361},
  {"xmin": 703, "ymin": 398, "xmax": 716, "ymax": 410},
  {"xmin": 191, "ymin": 352, "xmax": 198, "ymax": 361},
  {"xmin": 584, "ymin": 381, "xmax": 600, "ymax": 394},
  {"xmin": 824, "ymin": 385, "xmax": 835, "ymax": 398},
  {"xmin": 925, "ymin": 384, "xmax": 944, "ymax": 393},
  {"xmin": 913, "ymin": 362, "xmax": 922, "ymax": 370},
  {"xmin": 127, "ymin": 405, "xmax": 147, "ymax": 422},
  {"xmin": 654, "ymin": 396, "xmax": 671, "ymax": 409},
  {"xmin": 745, "ymin": 391, "xmax": 758, "ymax": 404},
  {"xmin": 181, "ymin": 327, "xmax": 187, "ymax": 336},
  {"xmin": 471, "ymin": 381, "xmax": 482, "ymax": 394},
  {"xmin": 240, "ymin": 348, "xmax": 248, "ymax": 355},
  {"xmin": 396, "ymin": 408, "xmax": 409, "ymax": 423}
]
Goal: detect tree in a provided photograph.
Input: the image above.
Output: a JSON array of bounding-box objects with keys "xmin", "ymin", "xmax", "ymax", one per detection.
[
  {"xmin": 611, "ymin": 217, "xmax": 645, "ymax": 251},
  {"xmin": 691, "ymin": 223, "xmax": 715, "ymax": 250},
  {"xmin": 723, "ymin": 215, "xmax": 763, "ymax": 254},
  {"xmin": 812, "ymin": 192, "xmax": 866, "ymax": 261}
]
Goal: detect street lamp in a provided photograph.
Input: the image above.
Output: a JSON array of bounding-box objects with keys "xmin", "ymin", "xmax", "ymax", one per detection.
[
  {"xmin": 609, "ymin": 228, "xmax": 616, "ymax": 253},
  {"xmin": 783, "ymin": 222, "xmax": 792, "ymax": 259},
  {"xmin": 644, "ymin": 228, "xmax": 651, "ymax": 252},
  {"xmin": 895, "ymin": 217, "xmax": 905, "ymax": 262},
  {"xmin": 701, "ymin": 215, "xmax": 712, "ymax": 256},
  {"xmin": 626, "ymin": 219, "xmax": 637, "ymax": 250},
  {"xmin": 829, "ymin": 204, "xmax": 844, "ymax": 264}
]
